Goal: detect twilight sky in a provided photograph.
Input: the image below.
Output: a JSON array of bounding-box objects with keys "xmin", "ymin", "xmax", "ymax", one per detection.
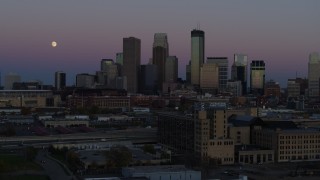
[{"xmin": 0, "ymin": 0, "xmax": 319, "ymax": 87}]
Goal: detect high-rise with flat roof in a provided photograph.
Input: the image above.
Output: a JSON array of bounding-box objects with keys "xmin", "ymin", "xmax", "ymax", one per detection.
[
  {"xmin": 232, "ymin": 54, "xmax": 248, "ymax": 94},
  {"xmin": 250, "ymin": 60, "xmax": 265, "ymax": 95},
  {"xmin": 191, "ymin": 29, "xmax": 205, "ymax": 86},
  {"xmin": 308, "ymin": 52, "xmax": 320, "ymax": 102},
  {"xmin": 165, "ymin": 56, "xmax": 178, "ymax": 83},
  {"xmin": 116, "ymin": 52, "xmax": 123, "ymax": 65},
  {"xmin": 97, "ymin": 59, "xmax": 118, "ymax": 88},
  {"xmin": 200, "ymin": 63, "xmax": 219, "ymax": 92},
  {"xmin": 123, "ymin": 37, "xmax": 141, "ymax": 93},
  {"xmin": 153, "ymin": 33, "xmax": 169, "ymax": 90},
  {"xmin": 207, "ymin": 57, "xmax": 228, "ymax": 92},
  {"xmin": 55, "ymin": 71, "xmax": 66, "ymax": 90}
]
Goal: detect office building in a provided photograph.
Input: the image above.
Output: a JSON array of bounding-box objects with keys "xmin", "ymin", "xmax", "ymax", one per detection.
[
  {"xmin": 308, "ymin": 52, "xmax": 320, "ymax": 102},
  {"xmin": 194, "ymin": 107, "xmax": 234, "ymax": 165},
  {"xmin": 123, "ymin": 37, "xmax": 141, "ymax": 93},
  {"xmin": 4, "ymin": 73, "xmax": 21, "ymax": 90},
  {"xmin": 231, "ymin": 54, "xmax": 248, "ymax": 94},
  {"xmin": 140, "ymin": 64, "xmax": 158, "ymax": 94},
  {"xmin": 186, "ymin": 61, "xmax": 191, "ymax": 84},
  {"xmin": 250, "ymin": 60, "xmax": 265, "ymax": 95},
  {"xmin": 207, "ymin": 57, "xmax": 228, "ymax": 92},
  {"xmin": 264, "ymin": 80, "xmax": 280, "ymax": 98},
  {"xmin": 97, "ymin": 59, "xmax": 118, "ymax": 88},
  {"xmin": 252, "ymin": 120, "xmax": 320, "ymax": 162},
  {"xmin": 157, "ymin": 112, "xmax": 195, "ymax": 154},
  {"xmin": 76, "ymin": 73, "xmax": 95, "ymax": 88},
  {"xmin": 0, "ymin": 90, "xmax": 60, "ymax": 107},
  {"xmin": 200, "ymin": 63, "xmax": 219, "ymax": 92},
  {"xmin": 153, "ymin": 33, "xmax": 169, "ymax": 90},
  {"xmin": 191, "ymin": 29, "xmax": 205, "ymax": 86},
  {"xmin": 287, "ymin": 78, "xmax": 308, "ymax": 98},
  {"xmin": 55, "ymin": 71, "xmax": 66, "ymax": 90},
  {"xmin": 116, "ymin": 52, "xmax": 123, "ymax": 65},
  {"xmin": 226, "ymin": 80, "xmax": 242, "ymax": 97},
  {"xmin": 165, "ymin": 56, "xmax": 178, "ymax": 83}
]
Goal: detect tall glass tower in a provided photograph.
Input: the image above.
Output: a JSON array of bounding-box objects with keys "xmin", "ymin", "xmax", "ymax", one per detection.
[
  {"xmin": 308, "ymin": 52, "xmax": 320, "ymax": 102},
  {"xmin": 250, "ymin": 60, "xmax": 265, "ymax": 95},
  {"xmin": 231, "ymin": 54, "xmax": 248, "ymax": 94},
  {"xmin": 191, "ymin": 29, "xmax": 205, "ymax": 86},
  {"xmin": 153, "ymin": 33, "xmax": 169, "ymax": 90}
]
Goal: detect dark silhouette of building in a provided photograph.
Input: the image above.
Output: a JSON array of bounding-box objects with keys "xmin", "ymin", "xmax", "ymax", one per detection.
[
  {"xmin": 140, "ymin": 64, "xmax": 158, "ymax": 95},
  {"xmin": 153, "ymin": 33, "xmax": 169, "ymax": 90},
  {"xmin": 123, "ymin": 37, "xmax": 141, "ymax": 93},
  {"xmin": 55, "ymin": 71, "xmax": 66, "ymax": 90}
]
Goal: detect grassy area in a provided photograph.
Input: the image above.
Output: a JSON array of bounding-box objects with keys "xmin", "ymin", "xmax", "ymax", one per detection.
[
  {"xmin": 0, "ymin": 174, "xmax": 50, "ymax": 180},
  {"xmin": 0, "ymin": 154, "xmax": 42, "ymax": 173}
]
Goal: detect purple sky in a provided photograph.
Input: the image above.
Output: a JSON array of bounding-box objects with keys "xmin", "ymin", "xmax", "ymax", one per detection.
[{"xmin": 0, "ymin": 0, "xmax": 319, "ymax": 87}]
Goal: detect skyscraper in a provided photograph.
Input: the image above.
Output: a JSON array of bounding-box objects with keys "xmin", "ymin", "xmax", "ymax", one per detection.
[
  {"xmin": 200, "ymin": 63, "xmax": 219, "ymax": 92},
  {"xmin": 186, "ymin": 61, "xmax": 191, "ymax": 84},
  {"xmin": 55, "ymin": 71, "xmax": 66, "ymax": 90},
  {"xmin": 165, "ymin": 56, "xmax": 178, "ymax": 83},
  {"xmin": 116, "ymin": 52, "xmax": 123, "ymax": 65},
  {"xmin": 191, "ymin": 29, "xmax": 205, "ymax": 86},
  {"xmin": 97, "ymin": 59, "xmax": 118, "ymax": 88},
  {"xmin": 207, "ymin": 57, "xmax": 228, "ymax": 92},
  {"xmin": 308, "ymin": 52, "xmax": 320, "ymax": 102},
  {"xmin": 140, "ymin": 64, "xmax": 158, "ymax": 95},
  {"xmin": 250, "ymin": 60, "xmax": 265, "ymax": 95},
  {"xmin": 123, "ymin": 37, "xmax": 141, "ymax": 93},
  {"xmin": 153, "ymin": 33, "xmax": 169, "ymax": 90},
  {"xmin": 231, "ymin": 54, "xmax": 248, "ymax": 94}
]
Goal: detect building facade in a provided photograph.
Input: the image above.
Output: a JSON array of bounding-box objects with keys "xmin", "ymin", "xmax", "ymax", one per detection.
[
  {"xmin": 200, "ymin": 63, "xmax": 219, "ymax": 92},
  {"xmin": 4, "ymin": 73, "xmax": 21, "ymax": 90},
  {"xmin": 252, "ymin": 122, "xmax": 320, "ymax": 162},
  {"xmin": 0, "ymin": 90, "xmax": 60, "ymax": 107},
  {"xmin": 76, "ymin": 73, "xmax": 95, "ymax": 88},
  {"xmin": 165, "ymin": 56, "xmax": 178, "ymax": 83},
  {"xmin": 153, "ymin": 33, "xmax": 169, "ymax": 90},
  {"xmin": 206, "ymin": 57, "xmax": 228, "ymax": 92},
  {"xmin": 55, "ymin": 71, "xmax": 66, "ymax": 90},
  {"xmin": 123, "ymin": 37, "xmax": 141, "ymax": 93},
  {"xmin": 191, "ymin": 30, "xmax": 205, "ymax": 86},
  {"xmin": 231, "ymin": 54, "xmax": 248, "ymax": 94},
  {"xmin": 140, "ymin": 64, "xmax": 158, "ymax": 95},
  {"xmin": 308, "ymin": 52, "xmax": 320, "ymax": 102},
  {"xmin": 97, "ymin": 59, "xmax": 118, "ymax": 88},
  {"xmin": 250, "ymin": 60, "xmax": 265, "ymax": 95}
]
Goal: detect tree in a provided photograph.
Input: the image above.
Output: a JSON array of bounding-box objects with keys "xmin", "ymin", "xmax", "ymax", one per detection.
[
  {"xmin": 66, "ymin": 150, "xmax": 79, "ymax": 167},
  {"xmin": 105, "ymin": 145, "xmax": 132, "ymax": 168},
  {"xmin": 25, "ymin": 146, "xmax": 38, "ymax": 161},
  {"xmin": 143, "ymin": 144, "xmax": 155, "ymax": 154}
]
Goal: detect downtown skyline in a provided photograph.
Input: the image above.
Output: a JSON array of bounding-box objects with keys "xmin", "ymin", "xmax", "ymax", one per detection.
[{"xmin": 1, "ymin": 0, "xmax": 320, "ymax": 86}]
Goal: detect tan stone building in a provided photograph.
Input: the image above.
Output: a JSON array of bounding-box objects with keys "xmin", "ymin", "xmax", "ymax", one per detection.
[
  {"xmin": 200, "ymin": 63, "xmax": 219, "ymax": 90},
  {"xmin": 252, "ymin": 121, "xmax": 320, "ymax": 162},
  {"xmin": 0, "ymin": 90, "xmax": 60, "ymax": 108},
  {"xmin": 195, "ymin": 110, "xmax": 234, "ymax": 165}
]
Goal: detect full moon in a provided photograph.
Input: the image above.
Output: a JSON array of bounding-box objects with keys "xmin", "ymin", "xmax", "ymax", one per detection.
[{"xmin": 51, "ymin": 41, "xmax": 57, "ymax": 47}]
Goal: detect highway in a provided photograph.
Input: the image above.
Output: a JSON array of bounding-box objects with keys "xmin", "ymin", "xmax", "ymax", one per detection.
[{"xmin": 0, "ymin": 127, "xmax": 157, "ymax": 148}]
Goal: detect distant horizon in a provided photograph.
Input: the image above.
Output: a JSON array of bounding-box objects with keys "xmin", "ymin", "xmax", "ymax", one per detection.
[{"xmin": 1, "ymin": 0, "xmax": 319, "ymax": 87}]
